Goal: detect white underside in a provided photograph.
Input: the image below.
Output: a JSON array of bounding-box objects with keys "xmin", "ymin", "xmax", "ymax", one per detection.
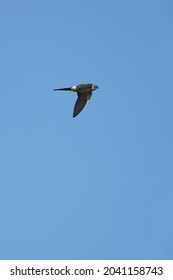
[{"xmin": 71, "ymin": 85, "xmax": 77, "ymax": 91}]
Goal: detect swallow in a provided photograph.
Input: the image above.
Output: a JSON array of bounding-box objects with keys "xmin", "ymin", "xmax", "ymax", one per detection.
[{"xmin": 54, "ymin": 83, "xmax": 99, "ymax": 117}]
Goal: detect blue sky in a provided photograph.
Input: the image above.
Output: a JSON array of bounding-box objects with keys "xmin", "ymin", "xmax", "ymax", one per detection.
[{"xmin": 0, "ymin": 0, "xmax": 173, "ymax": 260}]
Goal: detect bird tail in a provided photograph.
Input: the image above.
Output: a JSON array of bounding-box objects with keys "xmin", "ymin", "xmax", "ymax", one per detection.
[{"xmin": 54, "ymin": 87, "xmax": 71, "ymax": 91}]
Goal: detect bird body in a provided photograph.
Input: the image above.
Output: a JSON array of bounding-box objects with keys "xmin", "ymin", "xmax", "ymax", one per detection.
[{"xmin": 54, "ymin": 83, "xmax": 99, "ymax": 117}]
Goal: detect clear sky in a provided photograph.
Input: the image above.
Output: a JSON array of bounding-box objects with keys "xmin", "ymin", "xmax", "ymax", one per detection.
[{"xmin": 0, "ymin": 0, "xmax": 173, "ymax": 260}]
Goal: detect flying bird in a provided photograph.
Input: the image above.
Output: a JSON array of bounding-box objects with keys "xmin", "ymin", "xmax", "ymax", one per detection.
[{"xmin": 54, "ymin": 83, "xmax": 99, "ymax": 118}]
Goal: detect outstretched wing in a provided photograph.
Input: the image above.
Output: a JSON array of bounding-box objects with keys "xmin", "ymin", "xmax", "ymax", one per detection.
[{"xmin": 73, "ymin": 92, "xmax": 92, "ymax": 118}]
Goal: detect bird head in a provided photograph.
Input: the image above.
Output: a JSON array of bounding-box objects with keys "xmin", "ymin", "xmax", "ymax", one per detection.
[{"xmin": 92, "ymin": 84, "xmax": 99, "ymax": 91}]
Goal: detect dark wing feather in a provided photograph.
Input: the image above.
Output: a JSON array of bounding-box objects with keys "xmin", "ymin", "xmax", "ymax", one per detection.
[{"xmin": 73, "ymin": 92, "xmax": 92, "ymax": 118}]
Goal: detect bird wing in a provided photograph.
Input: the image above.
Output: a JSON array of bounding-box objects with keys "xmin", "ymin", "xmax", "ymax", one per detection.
[{"xmin": 73, "ymin": 92, "xmax": 92, "ymax": 118}]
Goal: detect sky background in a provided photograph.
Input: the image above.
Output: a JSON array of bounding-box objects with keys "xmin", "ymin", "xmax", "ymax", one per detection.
[{"xmin": 0, "ymin": 0, "xmax": 173, "ymax": 260}]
